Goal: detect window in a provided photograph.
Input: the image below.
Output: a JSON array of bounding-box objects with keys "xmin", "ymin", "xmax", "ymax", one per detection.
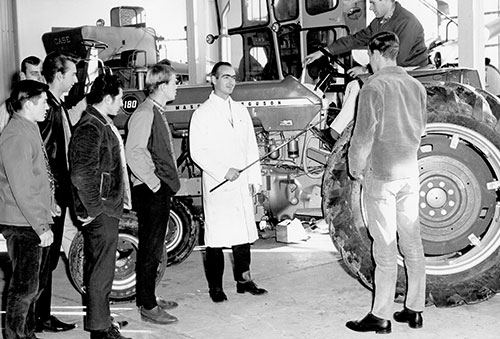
[
  {"xmin": 306, "ymin": 0, "xmax": 339, "ymax": 16},
  {"xmin": 274, "ymin": 0, "xmax": 299, "ymax": 22}
]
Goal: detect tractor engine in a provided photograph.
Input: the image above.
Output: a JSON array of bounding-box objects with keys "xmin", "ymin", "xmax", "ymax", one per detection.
[{"xmin": 163, "ymin": 75, "xmax": 331, "ymax": 225}]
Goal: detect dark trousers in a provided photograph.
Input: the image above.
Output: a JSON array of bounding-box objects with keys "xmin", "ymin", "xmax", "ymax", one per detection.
[
  {"xmin": 205, "ymin": 243, "xmax": 251, "ymax": 290},
  {"xmin": 82, "ymin": 213, "xmax": 119, "ymax": 332},
  {"xmin": 35, "ymin": 207, "xmax": 66, "ymax": 323},
  {"xmin": 1, "ymin": 225, "xmax": 50, "ymax": 339},
  {"xmin": 133, "ymin": 183, "xmax": 171, "ymax": 310}
]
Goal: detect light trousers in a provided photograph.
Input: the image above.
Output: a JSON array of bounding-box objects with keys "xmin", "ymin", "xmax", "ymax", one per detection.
[{"xmin": 363, "ymin": 175, "xmax": 426, "ymax": 319}]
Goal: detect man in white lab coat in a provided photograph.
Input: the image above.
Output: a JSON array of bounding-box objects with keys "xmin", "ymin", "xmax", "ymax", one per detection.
[{"xmin": 189, "ymin": 61, "xmax": 268, "ymax": 303}]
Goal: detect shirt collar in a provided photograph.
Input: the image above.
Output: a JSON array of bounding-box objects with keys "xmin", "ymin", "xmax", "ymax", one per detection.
[
  {"xmin": 149, "ymin": 97, "xmax": 166, "ymax": 113},
  {"xmin": 380, "ymin": 3, "xmax": 396, "ymax": 25}
]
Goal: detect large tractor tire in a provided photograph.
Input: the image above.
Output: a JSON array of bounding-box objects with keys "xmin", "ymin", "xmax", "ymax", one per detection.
[
  {"xmin": 68, "ymin": 197, "xmax": 199, "ymax": 301},
  {"xmin": 322, "ymin": 82, "xmax": 500, "ymax": 307}
]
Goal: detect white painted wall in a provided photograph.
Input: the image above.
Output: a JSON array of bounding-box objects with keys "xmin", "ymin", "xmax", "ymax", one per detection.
[{"xmin": 16, "ymin": 0, "xmax": 187, "ymax": 63}]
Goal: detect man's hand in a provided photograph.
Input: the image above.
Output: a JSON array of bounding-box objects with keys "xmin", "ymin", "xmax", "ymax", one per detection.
[
  {"xmin": 304, "ymin": 50, "xmax": 324, "ymax": 65},
  {"xmin": 225, "ymin": 168, "xmax": 240, "ymax": 182},
  {"xmin": 347, "ymin": 66, "xmax": 368, "ymax": 77},
  {"xmin": 39, "ymin": 230, "xmax": 54, "ymax": 247},
  {"xmin": 78, "ymin": 215, "xmax": 95, "ymax": 226}
]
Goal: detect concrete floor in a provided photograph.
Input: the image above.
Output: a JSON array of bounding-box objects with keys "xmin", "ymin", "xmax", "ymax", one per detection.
[{"xmin": 1, "ymin": 230, "xmax": 499, "ymax": 339}]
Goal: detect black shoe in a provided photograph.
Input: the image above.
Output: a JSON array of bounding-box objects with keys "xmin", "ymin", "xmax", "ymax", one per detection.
[
  {"xmin": 346, "ymin": 313, "xmax": 391, "ymax": 334},
  {"xmin": 90, "ymin": 326, "xmax": 132, "ymax": 339},
  {"xmin": 36, "ymin": 315, "xmax": 76, "ymax": 332},
  {"xmin": 236, "ymin": 281, "xmax": 268, "ymax": 295},
  {"xmin": 311, "ymin": 127, "xmax": 337, "ymax": 148},
  {"xmin": 209, "ymin": 287, "xmax": 228, "ymax": 303},
  {"xmin": 393, "ymin": 308, "xmax": 423, "ymax": 329}
]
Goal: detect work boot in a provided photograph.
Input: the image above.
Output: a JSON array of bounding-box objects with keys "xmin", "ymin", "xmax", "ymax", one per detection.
[{"xmin": 140, "ymin": 306, "xmax": 178, "ymax": 325}]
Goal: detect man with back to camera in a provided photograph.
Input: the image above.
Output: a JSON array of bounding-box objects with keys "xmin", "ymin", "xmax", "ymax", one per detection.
[
  {"xmin": 35, "ymin": 51, "xmax": 78, "ymax": 333},
  {"xmin": 125, "ymin": 63, "xmax": 180, "ymax": 325},
  {"xmin": 69, "ymin": 73, "xmax": 132, "ymax": 339},
  {"xmin": 345, "ymin": 31, "xmax": 427, "ymax": 334},
  {"xmin": 189, "ymin": 61, "xmax": 268, "ymax": 303},
  {"xmin": 0, "ymin": 80, "xmax": 54, "ymax": 339},
  {"xmin": 304, "ymin": 0, "xmax": 428, "ymax": 148},
  {"xmin": 0, "ymin": 55, "xmax": 44, "ymax": 133}
]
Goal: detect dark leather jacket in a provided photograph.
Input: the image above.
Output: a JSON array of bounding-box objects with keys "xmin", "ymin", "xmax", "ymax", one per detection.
[
  {"xmin": 69, "ymin": 106, "xmax": 125, "ymax": 219},
  {"xmin": 38, "ymin": 91, "xmax": 72, "ymax": 207}
]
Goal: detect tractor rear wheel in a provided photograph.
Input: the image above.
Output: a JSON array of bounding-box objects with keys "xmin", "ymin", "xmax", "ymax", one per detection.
[
  {"xmin": 68, "ymin": 198, "xmax": 198, "ymax": 301},
  {"xmin": 322, "ymin": 82, "xmax": 500, "ymax": 307}
]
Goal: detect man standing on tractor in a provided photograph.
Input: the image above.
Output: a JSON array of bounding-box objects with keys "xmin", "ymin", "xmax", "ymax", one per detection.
[
  {"xmin": 304, "ymin": 0, "xmax": 428, "ymax": 148},
  {"xmin": 346, "ymin": 31, "xmax": 427, "ymax": 334}
]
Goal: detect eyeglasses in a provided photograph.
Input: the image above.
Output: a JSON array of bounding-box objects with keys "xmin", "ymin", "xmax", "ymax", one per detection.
[{"xmin": 217, "ymin": 74, "xmax": 237, "ymax": 81}]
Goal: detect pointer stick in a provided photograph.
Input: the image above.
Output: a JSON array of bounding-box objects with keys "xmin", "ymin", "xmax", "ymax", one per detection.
[{"xmin": 209, "ymin": 116, "xmax": 327, "ymax": 192}]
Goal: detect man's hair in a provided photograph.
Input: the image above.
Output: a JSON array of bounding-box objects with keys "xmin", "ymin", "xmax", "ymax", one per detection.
[
  {"xmin": 8, "ymin": 80, "xmax": 48, "ymax": 113},
  {"xmin": 21, "ymin": 56, "xmax": 42, "ymax": 74},
  {"xmin": 145, "ymin": 63, "xmax": 176, "ymax": 92},
  {"xmin": 368, "ymin": 31, "xmax": 400, "ymax": 60},
  {"xmin": 210, "ymin": 61, "xmax": 232, "ymax": 77},
  {"xmin": 86, "ymin": 73, "xmax": 123, "ymax": 105},
  {"xmin": 42, "ymin": 52, "xmax": 77, "ymax": 83}
]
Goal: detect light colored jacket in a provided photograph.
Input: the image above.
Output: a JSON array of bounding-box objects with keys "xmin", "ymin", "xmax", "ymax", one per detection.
[
  {"xmin": 349, "ymin": 66, "xmax": 427, "ymax": 180},
  {"xmin": 189, "ymin": 92, "xmax": 261, "ymax": 247},
  {"xmin": 0, "ymin": 114, "xmax": 53, "ymax": 235}
]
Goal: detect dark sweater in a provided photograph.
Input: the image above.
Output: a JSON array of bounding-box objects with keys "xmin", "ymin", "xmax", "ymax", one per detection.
[{"xmin": 327, "ymin": 2, "xmax": 428, "ymax": 67}]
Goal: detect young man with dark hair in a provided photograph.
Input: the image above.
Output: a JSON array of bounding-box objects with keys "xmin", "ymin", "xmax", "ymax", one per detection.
[
  {"xmin": 345, "ymin": 31, "xmax": 427, "ymax": 334},
  {"xmin": 35, "ymin": 51, "xmax": 79, "ymax": 333},
  {"xmin": 0, "ymin": 55, "xmax": 44, "ymax": 133},
  {"xmin": 126, "ymin": 63, "xmax": 180, "ymax": 325},
  {"xmin": 70, "ymin": 73, "xmax": 132, "ymax": 339},
  {"xmin": 189, "ymin": 61, "xmax": 267, "ymax": 303},
  {"xmin": 0, "ymin": 80, "xmax": 54, "ymax": 339},
  {"xmin": 20, "ymin": 55, "xmax": 44, "ymax": 82}
]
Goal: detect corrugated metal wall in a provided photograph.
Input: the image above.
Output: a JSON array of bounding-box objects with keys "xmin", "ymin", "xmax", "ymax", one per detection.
[{"xmin": 0, "ymin": 0, "xmax": 18, "ymax": 102}]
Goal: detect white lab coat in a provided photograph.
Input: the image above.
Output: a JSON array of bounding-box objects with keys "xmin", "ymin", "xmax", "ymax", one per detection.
[{"xmin": 189, "ymin": 92, "xmax": 261, "ymax": 247}]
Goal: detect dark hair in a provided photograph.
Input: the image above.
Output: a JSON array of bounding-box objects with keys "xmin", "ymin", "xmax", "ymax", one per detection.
[
  {"xmin": 7, "ymin": 80, "xmax": 48, "ymax": 113},
  {"xmin": 21, "ymin": 56, "xmax": 42, "ymax": 74},
  {"xmin": 368, "ymin": 31, "xmax": 399, "ymax": 60},
  {"xmin": 210, "ymin": 61, "xmax": 232, "ymax": 77},
  {"xmin": 42, "ymin": 52, "xmax": 77, "ymax": 83},
  {"xmin": 86, "ymin": 73, "xmax": 123, "ymax": 105}
]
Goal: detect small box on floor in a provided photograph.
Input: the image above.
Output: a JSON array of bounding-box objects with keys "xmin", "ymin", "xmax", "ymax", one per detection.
[{"xmin": 276, "ymin": 218, "xmax": 309, "ymax": 243}]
